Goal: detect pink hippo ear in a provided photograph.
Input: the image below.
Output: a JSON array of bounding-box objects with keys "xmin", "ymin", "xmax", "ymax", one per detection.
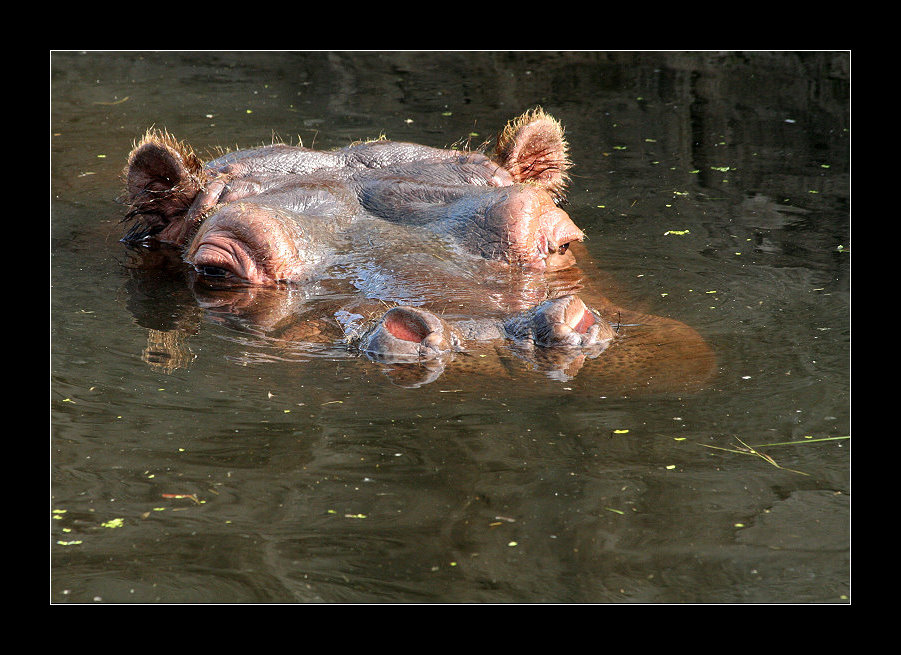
[
  {"xmin": 121, "ymin": 129, "xmax": 205, "ymax": 243},
  {"xmin": 494, "ymin": 108, "xmax": 572, "ymax": 202}
]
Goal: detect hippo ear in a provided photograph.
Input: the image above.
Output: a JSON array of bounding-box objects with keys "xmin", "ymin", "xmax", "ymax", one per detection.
[
  {"xmin": 494, "ymin": 108, "xmax": 571, "ymax": 201},
  {"xmin": 121, "ymin": 129, "xmax": 205, "ymax": 240}
]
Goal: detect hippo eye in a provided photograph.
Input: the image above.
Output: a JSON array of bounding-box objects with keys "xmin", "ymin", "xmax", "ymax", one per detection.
[
  {"xmin": 557, "ymin": 242, "xmax": 569, "ymax": 255},
  {"xmin": 197, "ymin": 264, "xmax": 230, "ymax": 278}
]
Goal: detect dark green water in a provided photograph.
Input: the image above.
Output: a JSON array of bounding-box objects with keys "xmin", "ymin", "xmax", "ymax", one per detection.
[{"xmin": 50, "ymin": 51, "xmax": 850, "ymax": 603}]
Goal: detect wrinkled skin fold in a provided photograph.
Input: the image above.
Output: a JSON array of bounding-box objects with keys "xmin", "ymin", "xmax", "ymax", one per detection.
[{"xmin": 120, "ymin": 109, "xmax": 715, "ymax": 388}]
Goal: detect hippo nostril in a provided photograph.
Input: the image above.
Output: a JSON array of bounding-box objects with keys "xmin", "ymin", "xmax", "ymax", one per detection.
[
  {"xmin": 572, "ymin": 308, "xmax": 596, "ymax": 334},
  {"xmin": 384, "ymin": 311, "xmax": 430, "ymax": 343}
]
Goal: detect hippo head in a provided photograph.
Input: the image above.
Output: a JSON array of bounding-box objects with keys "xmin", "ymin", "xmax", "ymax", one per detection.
[{"xmin": 121, "ymin": 108, "xmax": 583, "ymax": 287}]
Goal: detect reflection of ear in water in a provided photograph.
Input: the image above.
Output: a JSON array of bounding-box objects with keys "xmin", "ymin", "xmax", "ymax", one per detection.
[
  {"xmin": 118, "ymin": 243, "xmax": 203, "ymax": 373},
  {"xmin": 142, "ymin": 328, "xmax": 196, "ymax": 373}
]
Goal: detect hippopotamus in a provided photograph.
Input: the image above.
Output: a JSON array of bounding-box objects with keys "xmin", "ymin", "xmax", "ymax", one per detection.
[{"xmin": 120, "ymin": 109, "xmax": 715, "ymax": 388}]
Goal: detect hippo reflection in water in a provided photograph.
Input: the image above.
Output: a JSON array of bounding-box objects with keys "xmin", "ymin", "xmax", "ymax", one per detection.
[{"xmin": 121, "ymin": 109, "xmax": 714, "ymax": 388}]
